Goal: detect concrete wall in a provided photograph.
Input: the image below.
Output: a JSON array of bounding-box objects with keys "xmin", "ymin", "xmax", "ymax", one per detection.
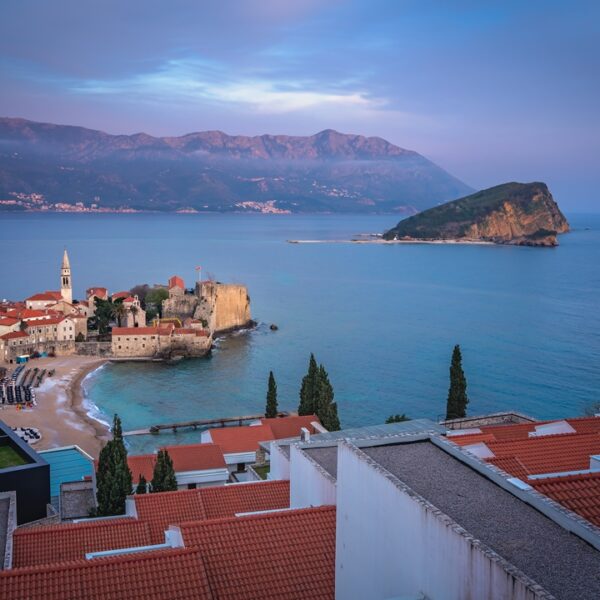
[
  {"xmin": 289, "ymin": 445, "xmax": 336, "ymax": 509},
  {"xmin": 335, "ymin": 443, "xmax": 542, "ymax": 600},
  {"xmin": 268, "ymin": 444, "xmax": 290, "ymax": 481}
]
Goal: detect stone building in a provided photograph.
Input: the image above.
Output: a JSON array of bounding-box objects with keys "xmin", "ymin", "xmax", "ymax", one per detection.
[
  {"xmin": 122, "ymin": 295, "xmax": 146, "ymax": 328},
  {"xmin": 111, "ymin": 325, "xmax": 211, "ymax": 358}
]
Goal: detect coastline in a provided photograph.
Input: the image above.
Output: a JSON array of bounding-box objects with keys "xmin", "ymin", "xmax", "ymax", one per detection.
[
  {"xmin": 287, "ymin": 238, "xmax": 495, "ymax": 245},
  {"xmin": 0, "ymin": 356, "xmax": 110, "ymax": 458}
]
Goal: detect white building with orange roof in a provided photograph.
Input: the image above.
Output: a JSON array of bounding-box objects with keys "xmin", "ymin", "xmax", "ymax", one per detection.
[{"xmin": 122, "ymin": 295, "xmax": 146, "ymax": 328}]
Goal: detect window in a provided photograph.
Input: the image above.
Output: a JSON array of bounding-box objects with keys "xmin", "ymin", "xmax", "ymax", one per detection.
[
  {"xmin": 187, "ymin": 483, "xmax": 197, "ymax": 490},
  {"xmin": 118, "ymin": 345, "xmax": 122, "ymax": 349}
]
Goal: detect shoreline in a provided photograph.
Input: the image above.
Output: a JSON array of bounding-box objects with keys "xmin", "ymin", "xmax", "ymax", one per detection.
[
  {"xmin": 287, "ymin": 238, "xmax": 495, "ymax": 245},
  {"xmin": 0, "ymin": 356, "xmax": 111, "ymax": 458}
]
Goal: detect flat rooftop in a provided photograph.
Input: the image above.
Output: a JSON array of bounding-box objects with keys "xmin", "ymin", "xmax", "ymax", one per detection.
[
  {"xmin": 304, "ymin": 446, "xmax": 337, "ymax": 478},
  {"xmin": 364, "ymin": 441, "xmax": 600, "ymax": 600}
]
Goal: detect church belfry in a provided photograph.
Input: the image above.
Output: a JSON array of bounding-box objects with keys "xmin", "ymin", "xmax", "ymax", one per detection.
[{"xmin": 61, "ymin": 248, "xmax": 72, "ymax": 304}]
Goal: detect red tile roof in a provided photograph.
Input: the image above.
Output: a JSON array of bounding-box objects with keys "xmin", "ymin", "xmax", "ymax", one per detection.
[
  {"xmin": 207, "ymin": 424, "xmax": 275, "ymax": 453},
  {"xmin": 25, "ymin": 315, "xmax": 66, "ymax": 326},
  {"xmin": 123, "ymin": 296, "xmax": 136, "ymax": 303},
  {"xmin": 87, "ymin": 287, "xmax": 108, "ymax": 298},
  {"xmin": 261, "ymin": 415, "xmax": 320, "ymax": 439},
  {"xmin": 112, "ymin": 326, "xmax": 170, "ymax": 336},
  {"xmin": 164, "ymin": 443, "xmax": 226, "ymax": 472},
  {"xmin": 178, "ymin": 506, "xmax": 336, "ymax": 600},
  {"xmin": 12, "ymin": 519, "xmax": 152, "ymax": 568},
  {"xmin": 26, "ymin": 292, "xmax": 61, "ymax": 302},
  {"xmin": 198, "ymin": 480, "xmax": 290, "ymax": 520},
  {"xmin": 0, "ymin": 317, "xmax": 19, "ymax": 326},
  {"xmin": 0, "ymin": 548, "xmax": 213, "ymax": 600},
  {"xmin": 0, "ymin": 330, "xmax": 29, "ymax": 341},
  {"xmin": 134, "ymin": 490, "xmax": 207, "ymax": 544},
  {"xmin": 450, "ymin": 433, "xmax": 497, "ymax": 447},
  {"xmin": 532, "ymin": 472, "xmax": 600, "ymax": 527},
  {"xmin": 487, "ymin": 456, "xmax": 531, "ymax": 480},
  {"xmin": 128, "ymin": 454, "xmax": 156, "ymax": 483},
  {"xmin": 168, "ymin": 275, "xmax": 185, "ymax": 290},
  {"xmin": 132, "ymin": 480, "xmax": 290, "ymax": 543}
]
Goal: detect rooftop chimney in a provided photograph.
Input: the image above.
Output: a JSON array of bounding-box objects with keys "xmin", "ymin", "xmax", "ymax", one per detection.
[{"xmin": 300, "ymin": 427, "xmax": 311, "ymax": 443}]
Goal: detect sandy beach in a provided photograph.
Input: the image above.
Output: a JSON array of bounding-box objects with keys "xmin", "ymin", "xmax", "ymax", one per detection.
[{"xmin": 0, "ymin": 356, "xmax": 110, "ymax": 457}]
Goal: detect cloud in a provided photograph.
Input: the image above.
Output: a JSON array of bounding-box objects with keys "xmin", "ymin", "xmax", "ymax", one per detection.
[{"xmin": 68, "ymin": 58, "xmax": 388, "ymax": 115}]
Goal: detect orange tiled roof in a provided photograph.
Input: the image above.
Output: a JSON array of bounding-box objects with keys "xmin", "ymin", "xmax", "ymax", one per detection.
[
  {"xmin": 0, "ymin": 316, "xmax": 19, "ymax": 326},
  {"xmin": 164, "ymin": 443, "xmax": 226, "ymax": 472},
  {"xmin": 261, "ymin": 415, "xmax": 320, "ymax": 439},
  {"xmin": 87, "ymin": 287, "xmax": 108, "ymax": 298},
  {"xmin": 25, "ymin": 292, "xmax": 61, "ymax": 302},
  {"xmin": 112, "ymin": 326, "xmax": 170, "ymax": 336},
  {"xmin": 178, "ymin": 506, "xmax": 336, "ymax": 600},
  {"xmin": 485, "ymin": 432, "xmax": 600, "ymax": 476},
  {"xmin": 0, "ymin": 548, "xmax": 213, "ymax": 600},
  {"xmin": 207, "ymin": 424, "xmax": 275, "ymax": 453},
  {"xmin": 532, "ymin": 472, "xmax": 600, "ymax": 527},
  {"xmin": 12, "ymin": 519, "xmax": 152, "ymax": 568},
  {"xmin": 133, "ymin": 480, "xmax": 290, "ymax": 543},
  {"xmin": 134, "ymin": 490, "xmax": 207, "ymax": 544},
  {"xmin": 487, "ymin": 456, "xmax": 531, "ymax": 480},
  {"xmin": 25, "ymin": 315, "xmax": 65, "ymax": 326},
  {"xmin": 0, "ymin": 330, "xmax": 28, "ymax": 340},
  {"xmin": 111, "ymin": 291, "xmax": 130, "ymax": 300},
  {"xmin": 168, "ymin": 275, "xmax": 185, "ymax": 290},
  {"xmin": 128, "ymin": 454, "xmax": 156, "ymax": 483},
  {"xmin": 449, "ymin": 433, "xmax": 497, "ymax": 447},
  {"xmin": 198, "ymin": 480, "xmax": 290, "ymax": 520}
]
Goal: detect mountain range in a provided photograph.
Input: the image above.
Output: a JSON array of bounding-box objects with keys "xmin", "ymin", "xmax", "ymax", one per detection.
[{"xmin": 0, "ymin": 117, "xmax": 471, "ymax": 213}]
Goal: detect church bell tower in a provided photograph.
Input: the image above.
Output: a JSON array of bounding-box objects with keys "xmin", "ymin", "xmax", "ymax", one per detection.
[{"xmin": 61, "ymin": 249, "xmax": 72, "ymax": 304}]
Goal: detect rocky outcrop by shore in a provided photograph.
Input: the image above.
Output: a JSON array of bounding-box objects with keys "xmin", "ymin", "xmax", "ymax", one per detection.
[{"xmin": 383, "ymin": 182, "xmax": 569, "ymax": 247}]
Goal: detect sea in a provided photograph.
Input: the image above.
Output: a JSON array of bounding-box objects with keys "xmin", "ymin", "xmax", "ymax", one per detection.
[{"xmin": 1, "ymin": 212, "xmax": 599, "ymax": 453}]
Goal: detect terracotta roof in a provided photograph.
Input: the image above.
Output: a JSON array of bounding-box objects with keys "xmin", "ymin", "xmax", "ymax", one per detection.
[
  {"xmin": 87, "ymin": 287, "xmax": 108, "ymax": 297},
  {"xmin": 112, "ymin": 327, "xmax": 169, "ymax": 336},
  {"xmin": 487, "ymin": 456, "xmax": 531, "ymax": 480},
  {"xmin": 134, "ymin": 490, "xmax": 207, "ymax": 544},
  {"xmin": 0, "ymin": 548, "xmax": 213, "ymax": 600},
  {"xmin": 133, "ymin": 480, "xmax": 290, "ymax": 543},
  {"xmin": 0, "ymin": 330, "xmax": 29, "ymax": 340},
  {"xmin": 123, "ymin": 296, "xmax": 136, "ymax": 303},
  {"xmin": 485, "ymin": 432, "xmax": 600, "ymax": 476},
  {"xmin": 207, "ymin": 424, "xmax": 275, "ymax": 453},
  {"xmin": 174, "ymin": 328, "xmax": 197, "ymax": 335},
  {"xmin": 168, "ymin": 275, "xmax": 185, "ymax": 290},
  {"xmin": 111, "ymin": 291, "xmax": 130, "ymax": 299},
  {"xmin": 261, "ymin": 415, "xmax": 320, "ymax": 440},
  {"xmin": 164, "ymin": 443, "xmax": 226, "ymax": 472},
  {"xmin": 15, "ymin": 308, "xmax": 54, "ymax": 319},
  {"xmin": 178, "ymin": 506, "xmax": 336, "ymax": 600},
  {"xmin": 26, "ymin": 292, "xmax": 61, "ymax": 302},
  {"xmin": 25, "ymin": 315, "xmax": 66, "ymax": 326},
  {"xmin": 0, "ymin": 317, "xmax": 19, "ymax": 326},
  {"xmin": 12, "ymin": 519, "xmax": 152, "ymax": 567},
  {"xmin": 450, "ymin": 433, "xmax": 497, "ymax": 447},
  {"xmin": 128, "ymin": 454, "xmax": 156, "ymax": 483},
  {"xmin": 198, "ymin": 480, "xmax": 290, "ymax": 520},
  {"xmin": 532, "ymin": 472, "xmax": 600, "ymax": 527}
]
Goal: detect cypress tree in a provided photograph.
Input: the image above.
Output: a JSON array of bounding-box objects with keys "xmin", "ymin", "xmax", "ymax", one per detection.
[
  {"xmin": 299, "ymin": 353, "xmax": 318, "ymax": 415},
  {"xmin": 151, "ymin": 449, "xmax": 178, "ymax": 492},
  {"xmin": 446, "ymin": 344, "xmax": 469, "ymax": 420},
  {"xmin": 386, "ymin": 413, "xmax": 410, "ymax": 423},
  {"xmin": 96, "ymin": 414, "xmax": 133, "ymax": 516},
  {"xmin": 135, "ymin": 474, "xmax": 147, "ymax": 494},
  {"xmin": 315, "ymin": 364, "xmax": 341, "ymax": 431},
  {"xmin": 265, "ymin": 371, "xmax": 278, "ymax": 418}
]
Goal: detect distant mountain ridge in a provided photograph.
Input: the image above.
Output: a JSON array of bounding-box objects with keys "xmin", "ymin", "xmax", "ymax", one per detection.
[
  {"xmin": 383, "ymin": 182, "xmax": 569, "ymax": 246},
  {"xmin": 0, "ymin": 117, "xmax": 472, "ymax": 213}
]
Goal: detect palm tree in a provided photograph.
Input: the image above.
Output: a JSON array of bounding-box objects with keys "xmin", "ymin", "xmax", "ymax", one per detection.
[
  {"xmin": 130, "ymin": 305, "xmax": 139, "ymax": 327},
  {"xmin": 112, "ymin": 302, "xmax": 127, "ymax": 328}
]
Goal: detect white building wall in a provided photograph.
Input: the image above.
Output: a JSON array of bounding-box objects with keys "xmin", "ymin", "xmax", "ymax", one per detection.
[
  {"xmin": 289, "ymin": 445, "xmax": 336, "ymax": 509},
  {"xmin": 335, "ymin": 443, "xmax": 541, "ymax": 600},
  {"xmin": 269, "ymin": 444, "xmax": 290, "ymax": 481}
]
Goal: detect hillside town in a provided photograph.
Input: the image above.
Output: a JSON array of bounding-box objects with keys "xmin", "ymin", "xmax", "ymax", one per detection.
[{"xmin": 0, "ymin": 250, "xmax": 252, "ymax": 365}]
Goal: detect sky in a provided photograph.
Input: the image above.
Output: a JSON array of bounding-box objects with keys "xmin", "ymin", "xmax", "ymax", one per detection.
[{"xmin": 1, "ymin": 0, "xmax": 599, "ymax": 210}]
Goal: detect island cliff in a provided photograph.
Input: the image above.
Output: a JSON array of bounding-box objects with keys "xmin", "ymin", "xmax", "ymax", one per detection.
[{"xmin": 383, "ymin": 182, "xmax": 569, "ymax": 246}]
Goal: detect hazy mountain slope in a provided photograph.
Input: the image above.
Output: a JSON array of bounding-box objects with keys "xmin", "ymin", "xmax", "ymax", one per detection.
[{"xmin": 0, "ymin": 117, "xmax": 472, "ymax": 212}]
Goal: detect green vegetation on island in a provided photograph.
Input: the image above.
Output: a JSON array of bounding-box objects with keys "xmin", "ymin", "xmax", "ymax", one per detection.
[{"xmin": 383, "ymin": 182, "xmax": 569, "ymax": 246}]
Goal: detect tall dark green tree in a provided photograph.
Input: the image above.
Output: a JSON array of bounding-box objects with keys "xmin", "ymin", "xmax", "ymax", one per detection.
[
  {"xmin": 315, "ymin": 364, "xmax": 341, "ymax": 431},
  {"xmin": 96, "ymin": 414, "xmax": 133, "ymax": 516},
  {"xmin": 298, "ymin": 354, "xmax": 319, "ymax": 415},
  {"xmin": 265, "ymin": 371, "xmax": 278, "ymax": 418},
  {"xmin": 151, "ymin": 449, "xmax": 178, "ymax": 492},
  {"xmin": 386, "ymin": 413, "xmax": 410, "ymax": 424},
  {"xmin": 135, "ymin": 474, "xmax": 147, "ymax": 494},
  {"xmin": 445, "ymin": 344, "xmax": 469, "ymax": 420}
]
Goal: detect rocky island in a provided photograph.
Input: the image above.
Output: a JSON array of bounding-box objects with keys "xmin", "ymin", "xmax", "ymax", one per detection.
[{"xmin": 383, "ymin": 182, "xmax": 569, "ymax": 247}]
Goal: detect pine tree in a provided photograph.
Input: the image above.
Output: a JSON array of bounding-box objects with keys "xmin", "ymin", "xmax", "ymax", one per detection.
[
  {"xmin": 315, "ymin": 365, "xmax": 341, "ymax": 431},
  {"xmin": 135, "ymin": 474, "xmax": 147, "ymax": 494},
  {"xmin": 386, "ymin": 413, "xmax": 410, "ymax": 423},
  {"xmin": 446, "ymin": 344, "xmax": 469, "ymax": 420},
  {"xmin": 151, "ymin": 449, "xmax": 178, "ymax": 492},
  {"xmin": 299, "ymin": 353, "xmax": 318, "ymax": 415},
  {"xmin": 96, "ymin": 414, "xmax": 133, "ymax": 516},
  {"xmin": 265, "ymin": 371, "xmax": 278, "ymax": 418}
]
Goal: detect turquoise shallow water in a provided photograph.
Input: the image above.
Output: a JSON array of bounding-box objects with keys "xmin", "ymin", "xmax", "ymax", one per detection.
[{"xmin": 1, "ymin": 212, "xmax": 599, "ymax": 453}]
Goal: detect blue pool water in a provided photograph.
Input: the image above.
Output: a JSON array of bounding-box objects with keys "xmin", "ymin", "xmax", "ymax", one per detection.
[{"xmin": 1, "ymin": 212, "xmax": 599, "ymax": 453}]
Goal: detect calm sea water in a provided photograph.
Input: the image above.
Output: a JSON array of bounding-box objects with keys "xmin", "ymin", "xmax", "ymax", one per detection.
[{"xmin": 1, "ymin": 212, "xmax": 599, "ymax": 453}]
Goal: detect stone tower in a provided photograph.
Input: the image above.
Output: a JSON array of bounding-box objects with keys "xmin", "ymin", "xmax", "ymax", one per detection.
[{"xmin": 60, "ymin": 249, "xmax": 72, "ymax": 304}]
